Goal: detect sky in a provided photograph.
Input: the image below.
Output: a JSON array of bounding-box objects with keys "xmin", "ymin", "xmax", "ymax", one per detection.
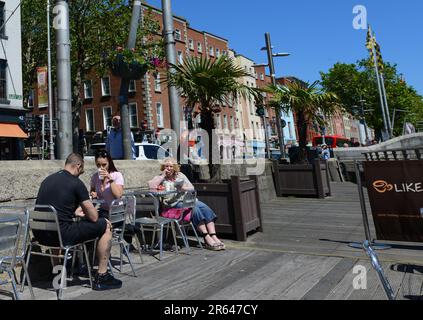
[{"xmin": 147, "ymin": 0, "xmax": 423, "ymax": 95}]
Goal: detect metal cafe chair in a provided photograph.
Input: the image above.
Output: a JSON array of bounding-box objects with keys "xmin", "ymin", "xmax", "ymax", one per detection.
[
  {"xmin": 123, "ymin": 193, "xmax": 144, "ymax": 265},
  {"xmin": 26, "ymin": 205, "xmax": 95, "ymax": 300},
  {"xmin": 0, "ymin": 216, "xmax": 23, "ymax": 300},
  {"xmin": 172, "ymin": 190, "xmax": 203, "ymax": 250},
  {"xmin": 133, "ymin": 191, "xmax": 179, "ymax": 261},
  {"xmin": 108, "ymin": 197, "xmax": 137, "ymax": 277},
  {"xmin": 0, "ymin": 206, "xmax": 35, "ymax": 299}
]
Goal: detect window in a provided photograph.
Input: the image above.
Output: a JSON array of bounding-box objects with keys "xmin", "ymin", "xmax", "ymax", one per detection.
[
  {"xmin": 260, "ymin": 73, "xmax": 264, "ymax": 81},
  {"xmin": 230, "ymin": 116, "xmax": 234, "ymax": 131},
  {"xmin": 188, "ymin": 39, "xmax": 194, "ymax": 50},
  {"xmin": 128, "ymin": 103, "xmax": 138, "ymax": 128},
  {"xmin": 154, "ymin": 73, "xmax": 161, "ymax": 92},
  {"xmin": 197, "ymin": 42, "xmax": 202, "ymax": 53},
  {"xmin": 156, "ymin": 102, "xmax": 164, "ymax": 128},
  {"xmin": 101, "ymin": 77, "xmax": 111, "ymax": 96},
  {"xmin": 84, "ymin": 80, "xmax": 93, "ymax": 99},
  {"xmin": 288, "ymin": 121, "xmax": 293, "ymax": 138},
  {"xmin": 223, "ymin": 115, "xmax": 228, "ymax": 130},
  {"xmin": 222, "ymin": 50, "xmax": 227, "ymax": 56},
  {"xmin": 175, "ymin": 29, "xmax": 181, "ymax": 41},
  {"xmin": 209, "ymin": 46, "xmax": 214, "ymax": 56},
  {"xmin": 85, "ymin": 109, "xmax": 95, "ymax": 132},
  {"xmin": 0, "ymin": 59, "xmax": 6, "ymax": 100},
  {"xmin": 0, "ymin": 2, "xmax": 5, "ymax": 37},
  {"xmin": 251, "ymin": 121, "xmax": 256, "ymax": 139},
  {"xmin": 177, "ymin": 51, "xmax": 183, "ymax": 65},
  {"xmin": 128, "ymin": 80, "xmax": 136, "ymax": 93},
  {"xmin": 215, "ymin": 114, "xmax": 221, "ymax": 129},
  {"xmin": 102, "ymin": 106, "xmax": 112, "ymax": 129},
  {"xmin": 215, "ymin": 48, "xmax": 220, "ymax": 57}
]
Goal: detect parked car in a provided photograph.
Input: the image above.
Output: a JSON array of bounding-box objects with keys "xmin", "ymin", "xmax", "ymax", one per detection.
[{"xmin": 85, "ymin": 142, "xmax": 171, "ymax": 160}]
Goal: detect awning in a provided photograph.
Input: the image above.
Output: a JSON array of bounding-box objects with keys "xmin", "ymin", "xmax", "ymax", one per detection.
[{"xmin": 0, "ymin": 123, "xmax": 28, "ymax": 139}]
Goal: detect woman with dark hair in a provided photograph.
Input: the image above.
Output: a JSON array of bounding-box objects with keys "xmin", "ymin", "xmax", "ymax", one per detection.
[{"xmin": 90, "ymin": 149, "xmax": 124, "ymax": 218}]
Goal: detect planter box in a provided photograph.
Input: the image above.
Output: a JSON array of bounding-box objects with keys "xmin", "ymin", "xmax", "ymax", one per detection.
[
  {"xmin": 272, "ymin": 159, "xmax": 331, "ymax": 198},
  {"xmin": 193, "ymin": 176, "xmax": 263, "ymax": 241}
]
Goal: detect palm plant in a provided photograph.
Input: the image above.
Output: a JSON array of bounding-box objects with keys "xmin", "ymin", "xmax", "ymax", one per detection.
[
  {"xmin": 167, "ymin": 55, "xmax": 263, "ymax": 181},
  {"xmin": 269, "ymin": 80, "xmax": 341, "ymax": 163}
]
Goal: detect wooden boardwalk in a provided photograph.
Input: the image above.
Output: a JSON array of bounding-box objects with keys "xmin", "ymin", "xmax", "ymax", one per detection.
[{"xmin": 2, "ymin": 182, "xmax": 423, "ymax": 300}]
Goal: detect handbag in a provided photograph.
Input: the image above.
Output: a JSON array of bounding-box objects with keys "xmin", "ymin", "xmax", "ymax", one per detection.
[{"xmin": 161, "ymin": 207, "xmax": 192, "ymax": 222}]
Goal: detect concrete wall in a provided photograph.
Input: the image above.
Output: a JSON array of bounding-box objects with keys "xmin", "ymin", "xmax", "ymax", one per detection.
[{"xmin": 0, "ymin": 160, "xmax": 277, "ymax": 204}]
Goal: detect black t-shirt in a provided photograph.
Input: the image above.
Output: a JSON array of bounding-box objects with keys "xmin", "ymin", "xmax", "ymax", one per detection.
[{"xmin": 36, "ymin": 170, "xmax": 90, "ymax": 227}]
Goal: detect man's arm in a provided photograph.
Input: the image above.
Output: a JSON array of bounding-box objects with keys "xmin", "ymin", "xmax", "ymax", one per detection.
[{"xmin": 80, "ymin": 200, "xmax": 99, "ymax": 222}]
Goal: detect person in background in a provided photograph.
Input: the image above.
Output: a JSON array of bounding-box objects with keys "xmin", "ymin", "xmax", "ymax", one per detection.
[
  {"xmin": 148, "ymin": 157, "xmax": 225, "ymax": 251},
  {"xmin": 105, "ymin": 115, "xmax": 136, "ymax": 160},
  {"xmin": 320, "ymin": 144, "xmax": 331, "ymax": 160},
  {"xmin": 78, "ymin": 129, "xmax": 87, "ymax": 158}
]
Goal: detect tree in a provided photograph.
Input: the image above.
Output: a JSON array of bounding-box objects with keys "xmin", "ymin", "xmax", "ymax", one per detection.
[
  {"xmin": 167, "ymin": 55, "xmax": 263, "ymax": 181},
  {"xmin": 320, "ymin": 59, "xmax": 423, "ymax": 139},
  {"xmin": 269, "ymin": 80, "xmax": 340, "ymax": 163},
  {"xmin": 21, "ymin": 1, "xmax": 163, "ymax": 150}
]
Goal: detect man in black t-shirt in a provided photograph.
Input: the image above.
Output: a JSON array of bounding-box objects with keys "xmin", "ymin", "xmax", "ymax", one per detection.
[{"xmin": 35, "ymin": 153, "xmax": 122, "ymax": 291}]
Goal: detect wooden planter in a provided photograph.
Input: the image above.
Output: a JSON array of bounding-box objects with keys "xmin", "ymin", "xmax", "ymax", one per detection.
[
  {"xmin": 193, "ymin": 176, "xmax": 263, "ymax": 241},
  {"xmin": 272, "ymin": 159, "xmax": 331, "ymax": 198}
]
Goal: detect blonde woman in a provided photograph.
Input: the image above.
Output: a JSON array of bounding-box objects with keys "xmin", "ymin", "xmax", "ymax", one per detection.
[{"xmin": 148, "ymin": 158, "xmax": 225, "ymax": 251}]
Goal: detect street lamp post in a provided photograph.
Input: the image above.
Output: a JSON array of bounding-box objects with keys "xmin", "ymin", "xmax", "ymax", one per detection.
[
  {"xmin": 162, "ymin": 0, "xmax": 181, "ymax": 142},
  {"xmin": 55, "ymin": 0, "xmax": 73, "ymax": 159},
  {"xmin": 47, "ymin": 0, "xmax": 55, "ymax": 159},
  {"xmin": 262, "ymin": 32, "xmax": 290, "ymax": 160}
]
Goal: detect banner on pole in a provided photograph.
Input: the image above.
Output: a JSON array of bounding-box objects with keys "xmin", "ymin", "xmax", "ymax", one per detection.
[
  {"xmin": 364, "ymin": 160, "xmax": 423, "ymax": 242},
  {"xmin": 37, "ymin": 66, "xmax": 48, "ymax": 109}
]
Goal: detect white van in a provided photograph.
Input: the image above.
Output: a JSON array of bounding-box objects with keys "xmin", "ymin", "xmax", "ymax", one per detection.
[{"xmin": 85, "ymin": 142, "xmax": 171, "ymax": 160}]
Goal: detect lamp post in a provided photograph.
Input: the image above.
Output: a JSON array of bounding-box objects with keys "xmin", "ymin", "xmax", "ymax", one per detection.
[
  {"xmin": 47, "ymin": 0, "xmax": 55, "ymax": 159},
  {"xmin": 55, "ymin": 0, "xmax": 73, "ymax": 159},
  {"xmin": 262, "ymin": 32, "xmax": 290, "ymax": 159},
  {"xmin": 162, "ymin": 0, "xmax": 181, "ymax": 141}
]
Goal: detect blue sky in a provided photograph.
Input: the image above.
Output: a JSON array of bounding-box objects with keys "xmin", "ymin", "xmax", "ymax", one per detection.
[{"xmin": 147, "ymin": 0, "xmax": 422, "ymax": 95}]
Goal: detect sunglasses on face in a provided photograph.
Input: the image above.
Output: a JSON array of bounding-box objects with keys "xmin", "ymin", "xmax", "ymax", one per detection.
[{"xmin": 95, "ymin": 149, "xmax": 109, "ymax": 158}]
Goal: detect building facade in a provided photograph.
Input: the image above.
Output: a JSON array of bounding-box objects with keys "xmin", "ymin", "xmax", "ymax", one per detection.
[{"xmin": 0, "ymin": 0, "xmax": 26, "ymax": 160}]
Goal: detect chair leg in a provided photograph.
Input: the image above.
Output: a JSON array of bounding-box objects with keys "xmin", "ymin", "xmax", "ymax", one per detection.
[
  {"xmin": 133, "ymin": 235, "xmax": 144, "ymax": 264},
  {"xmin": 8, "ymin": 270, "xmax": 20, "ymax": 300},
  {"xmin": 122, "ymin": 241, "xmax": 137, "ymax": 277},
  {"xmin": 170, "ymin": 222, "xmax": 179, "ymax": 255},
  {"xmin": 92, "ymin": 238, "xmax": 98, "ymax": 268},
  {"xmin": 190, "ymin": 222, "xmax": 203, "ymax": 249},
  {"xmin": 21, "ymin": 245, "xmax": 32, "ymax": 293},
  {"xmin": 159, "ymin": 224, "xmax": 164, "ymax": 261},
  {"xmin": 82, "ymin": 243, "xmax": 93, "ymax": 289},
  {"xmin": 58, "ymin": 248, "xmax": 69, "ymax": 300},
  {"xmin": 21, "ymin": 260, "xmax": 35, "ymax": 300},
  {"xmin": 175, "ymin": 222, "xmax": 190, "ymax": 254}
]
